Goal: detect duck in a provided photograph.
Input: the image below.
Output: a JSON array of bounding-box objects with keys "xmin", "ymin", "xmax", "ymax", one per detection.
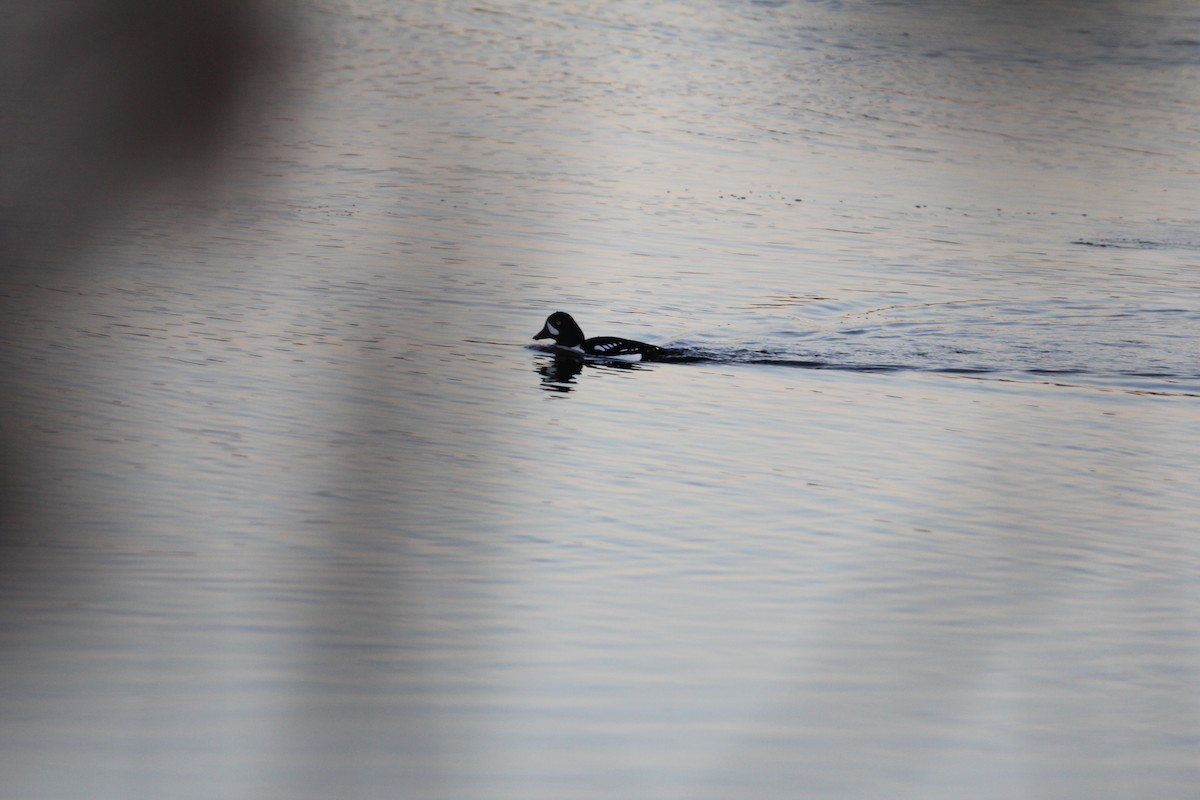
[{"xmin": 532, "ymin": 311, "xmax": 669, "ymax": 362}]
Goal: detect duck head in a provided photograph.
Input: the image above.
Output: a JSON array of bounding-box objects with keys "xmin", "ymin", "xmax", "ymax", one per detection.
[{"xmin": 532, "ymin": 311, "xmax": 585, "ymax": 348}]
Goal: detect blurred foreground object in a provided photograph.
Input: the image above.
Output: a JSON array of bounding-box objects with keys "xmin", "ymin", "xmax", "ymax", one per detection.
[
  {"xmin": 0, "ymin": 0, "xmax": 285, "ymax": 262},
  {"xmin": 0, "ymin": 0, "xmax": 289, "ymax": 550}
]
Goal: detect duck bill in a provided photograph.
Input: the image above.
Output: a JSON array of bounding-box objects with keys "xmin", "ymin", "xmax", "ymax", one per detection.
[{"xmin": 532, "ymin": 323, "xmax": 552, "ymax": 340}]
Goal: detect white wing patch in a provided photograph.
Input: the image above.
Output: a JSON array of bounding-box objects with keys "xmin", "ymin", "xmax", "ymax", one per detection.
[{"xmin": 589, "ymin": 341, "xmax": 643, "ymax": 361}]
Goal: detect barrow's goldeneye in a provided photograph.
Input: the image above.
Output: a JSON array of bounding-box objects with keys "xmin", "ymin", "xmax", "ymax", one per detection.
[{"xmin": 532, "ymin": 311, "xmax": 668, "ymax": 362}]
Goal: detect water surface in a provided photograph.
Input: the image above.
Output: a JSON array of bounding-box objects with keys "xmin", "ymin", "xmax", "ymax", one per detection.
[{"xmin": 2, "ymin": 1, "xmax": 1199, "ymax": 798}]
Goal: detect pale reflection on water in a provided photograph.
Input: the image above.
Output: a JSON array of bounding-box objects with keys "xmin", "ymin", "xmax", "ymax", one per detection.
[{"xmin": 2, "ymin": 1, "xmax": 1200, "ymax": 799}]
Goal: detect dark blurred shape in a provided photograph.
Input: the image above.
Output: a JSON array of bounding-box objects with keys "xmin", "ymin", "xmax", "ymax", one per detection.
[
  {"xmin": 0, "ymin": 0, "xmax": 286, "ymax": 547},
  {"xmin": 0, "ymin": 0, "xmax": 284, "ymax": 262}
]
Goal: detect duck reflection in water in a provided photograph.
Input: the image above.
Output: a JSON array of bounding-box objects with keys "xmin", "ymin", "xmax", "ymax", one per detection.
[{"xmin": 534, "ymin": 352, "xmax": 646, "ymax": 393}]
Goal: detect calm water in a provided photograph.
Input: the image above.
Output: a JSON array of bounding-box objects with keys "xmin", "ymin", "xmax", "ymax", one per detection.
[{"xmin": 3, "ymin": 1, "xmax": 1200, "ymax": 798}]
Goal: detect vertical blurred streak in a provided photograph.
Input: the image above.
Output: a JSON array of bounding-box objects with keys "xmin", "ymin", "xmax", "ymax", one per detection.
[
  {"xmin": 276, "ymin": 363, "xmax": 453, "ymax": 800},
  {"xmin": 0, "ymin": 0, "xmax": 283, "ymax": 544},
  {"xmin": 0, "ymin": 0, "xmax": 304, "ymax": 795},
  {"xmin": 0, "ymin": 10, "xmax": 285, "ymax": 748},
  {"xmin": 0, "ymin": 3, "xmax": 448, "ymax": 796}
]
